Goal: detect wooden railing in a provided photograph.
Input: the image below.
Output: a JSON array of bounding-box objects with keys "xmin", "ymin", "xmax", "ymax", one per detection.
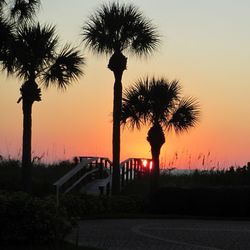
[
  {"xmin": 120, "ymin": 158, "xmax": 151, "ymax": 188},
  {"xmin": 53, "ymin": 156, "xmax": 151, "ymax": 203},
  {"xmin": 53, "ymin": 156, "xmax": 112, "ymax": 205}
]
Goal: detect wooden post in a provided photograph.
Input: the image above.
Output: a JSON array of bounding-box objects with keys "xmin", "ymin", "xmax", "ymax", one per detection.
[
  {"xmin": 121, "ymin": 164, "xmax": 125, "ymax": 188},
  {"xmin": 126, "ymin": 162, "xmax": 129, "ymax": 184},
  {"xmin": 129, "ymin": 159, "xmax": 133, "ymax": 181}
]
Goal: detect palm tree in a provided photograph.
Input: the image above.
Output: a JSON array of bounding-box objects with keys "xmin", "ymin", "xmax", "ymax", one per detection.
[
  {"xmin": 82, "ymin": 2, "xmax": 159, "ymax": 194},
  {"xmin": 1, "ymin": 23, "xmax": 84, "ymax": 192},
  {"xmin": 121, "ymin": 77, "xmax": 200, "ymax": 192}
]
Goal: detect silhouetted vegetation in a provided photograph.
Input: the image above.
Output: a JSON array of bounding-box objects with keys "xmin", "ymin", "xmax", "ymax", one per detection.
[
  {"xmin": 60, "ymin": 193, "xmax": 144, "ymax": 218},
  {"xmin": 149, "ymin": 186, "xmax": 250, "ymax": 217},
  {"xmin": 121, "ymin": 163, "xmax": 250, "ymax": 217},
  {"xmin": 160, "ymin": 164, "xmax": 250, "ymax": 187},
  {"xmin": 0, "ymin": 158, "xmax": 75, "ymax": 196},
  {"xmin": 0, "ymin": 191, "xmax": 73, "ymax": 247},
  {"xmin": 1, "ymin": 158, "xmax": 250, "ymax": 219}
]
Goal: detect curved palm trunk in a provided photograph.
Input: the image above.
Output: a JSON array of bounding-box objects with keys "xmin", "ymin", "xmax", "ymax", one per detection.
[
  {"xmin": 147, "ymin": 123, "xmax": 165, "ymax": 193},
  {"xmin": 108, "ymin": 51, "xmax": 127, "ymax": 195}
]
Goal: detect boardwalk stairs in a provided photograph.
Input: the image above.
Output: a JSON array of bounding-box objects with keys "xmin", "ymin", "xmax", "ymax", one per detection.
[{"xmin": 53, "ymin": 156, "xmax": 151, "ymax": 204}]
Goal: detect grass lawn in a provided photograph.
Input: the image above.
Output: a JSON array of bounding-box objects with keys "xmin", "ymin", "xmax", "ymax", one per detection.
[{"xmin": 3, "ymin": 242, "xmax": 102, "ymax": 250}]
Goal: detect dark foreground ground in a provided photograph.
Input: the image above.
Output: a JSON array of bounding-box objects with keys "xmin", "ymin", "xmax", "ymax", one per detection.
[{"xmin": 67, "ymin": 219, "xmax": 250, "ymax": 250}]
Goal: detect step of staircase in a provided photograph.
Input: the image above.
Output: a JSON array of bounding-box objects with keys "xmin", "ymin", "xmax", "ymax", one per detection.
[{"xmin": 80, "ymin": 175, "xmax": 111, "ymax": 195}]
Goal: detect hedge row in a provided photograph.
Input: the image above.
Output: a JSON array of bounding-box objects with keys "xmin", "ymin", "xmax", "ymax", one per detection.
[
  {"xmin": 0, "ymin": 192, "xmax": 145, "ymax": 245},
  {"xmin": 60, "ymin": 193, "xmax": 145, "ymax": 217},
  {"xmin": 149, "ymin": 186, "xmax": 250, "ymax": 217}
]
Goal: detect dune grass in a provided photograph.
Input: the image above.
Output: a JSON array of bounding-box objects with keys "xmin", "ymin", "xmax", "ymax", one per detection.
[
  {"xmin": 121, "ymin": 163, "xmax": 250, "ymax": 196},
  {"xmin": 0, "ymin": 158, "xmax": 76, "ymax": 195},
  {"xmin": 1, "ymin": 157, "xmax": 249, "ymax": 196}
]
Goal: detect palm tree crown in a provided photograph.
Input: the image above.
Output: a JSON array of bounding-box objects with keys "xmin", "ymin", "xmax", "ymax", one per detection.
[
  {"xmin": 82, "ymin": 2, "xmax": 159, "ymax": 56},
  {"xmin": 122, "ymin": 77, "xmax": 200, "ymax": 133},
  {"xmin": 5, "ymin": 23, "xmax": 84, "ymax": 89}
]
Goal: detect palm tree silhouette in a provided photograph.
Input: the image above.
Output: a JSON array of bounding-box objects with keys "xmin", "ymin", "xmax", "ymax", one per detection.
[
  {"xmin": 1, "ymin": 23, "xmax": 84, "ymax": 192},
  {"xmin": 82, "ymin": 2, "xmax": 159, "ymax": 194},
  {"xmin": 122, "ymin": 77, "xmax": 200, "ymax": 191}
]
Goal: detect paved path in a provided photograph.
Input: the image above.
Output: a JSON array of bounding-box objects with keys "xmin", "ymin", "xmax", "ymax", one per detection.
[{"xmin": 67, "ymin": 219, "xmax": 250, "ymax": 250}]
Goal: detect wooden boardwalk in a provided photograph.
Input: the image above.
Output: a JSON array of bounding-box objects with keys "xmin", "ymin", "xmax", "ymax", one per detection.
[{"xmin": 53, "ymin": 156, "xmax": 151, "ymax": 200}]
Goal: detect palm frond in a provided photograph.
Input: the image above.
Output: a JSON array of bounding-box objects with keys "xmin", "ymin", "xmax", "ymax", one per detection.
[
  {"xmin": 130, "ymin": 19, "xmax": 160, "ymax": 56},
  {"xmin": 0, "ymin": 15, "xmax": 14, "ymax": 69},
  {"xmin": 140, "ymin": 77, "xmax": 181, "ymax": 124},
  {"xmin": 0, "ymin": 0, "xmax": 6, "ymax": 10},
  {"xmin": 168, "ymin": 97, "xmax": 200, "ymax": 134},
  {"xmin": 12, "ymin": 23, "xmax": 58, "ymax": 79},
  {"xmin": 10, "ymin": 0, "xmax": 40, "ymax": 23},
  {"xmin": 82, "ymin": 2, "xmax": 159, "ymax": 55},
  {"xmin": 43, "ymin": 45, "xmax": 84, "ymax": 89},
  {"xmin": 122, "ymin": 77, "xmax": 152, "ymax": 129},
  {"xmin": 121, "ymin": 102, "xmax": 144, "ymax": 130},
  {"xmin": 122, "ymin": 76, "xmax": 200, "ymax": 134}
]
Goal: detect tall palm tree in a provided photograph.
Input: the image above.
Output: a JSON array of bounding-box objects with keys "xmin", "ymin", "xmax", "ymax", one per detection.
[
  {"xmin": 82, "ymin": 2, "xmax": 159, "ymax": 194},
  {"xmin": 1, "ymin": 23, "xmax": 84, "ymax": 192},
  {"xmin": 121, "ymin": 77, "xmax": 200, "ymax": 192}
]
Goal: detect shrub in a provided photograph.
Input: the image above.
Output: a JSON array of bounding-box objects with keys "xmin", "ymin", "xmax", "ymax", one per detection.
[
  {"xmin": 0, "ymin": 159, "xmax": 76, "ymax": 196},
  {"xmin": 0, "ymin": 192, "xmax": 74, "ymax": 246},
  {"xmin": 109, "ymin": 195, "xmax": 145, "ymax": 214},
  {"xmin": 60, "ymin": 193, "xmax": 144, "ymax": 218},
  {"xmin": 60, "ymin": 194, "xmax": 105, "ymax": 218}
]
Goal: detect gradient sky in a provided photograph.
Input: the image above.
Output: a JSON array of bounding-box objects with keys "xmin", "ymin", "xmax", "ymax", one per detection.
[{"xmin": 0, "ymin": 0, "xmax": 250, "ymax": 169}]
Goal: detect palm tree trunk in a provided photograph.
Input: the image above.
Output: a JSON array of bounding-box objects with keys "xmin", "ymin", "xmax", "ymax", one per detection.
[
  {"xmin": 150, "ymin": 147, "xmax": 160, "ymax": 193},
  {"xmin": 112, "ymin": 73, "xmax": 122, "ymax": 195},
  {"xmin": 22, "ymin": 99, "xmax": 33, "ymax": 193},
  {"xmin": 108, "ymin": 51, "xmax": 127, "ymax": 195},
  {"xmin": 147, "ymin": 123, "xmax": 165, "ymax": 194}
]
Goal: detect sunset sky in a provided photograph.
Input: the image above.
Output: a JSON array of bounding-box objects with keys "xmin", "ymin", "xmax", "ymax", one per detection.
[{"xmin": 0, "ymin": 0, "xmax": 249, "ymax": 169}]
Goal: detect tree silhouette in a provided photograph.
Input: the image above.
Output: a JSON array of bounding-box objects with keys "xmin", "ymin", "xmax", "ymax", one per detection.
[
  {"xmin": 82, "ymin": 2, "xmax": 159, "ymax": 194},
  {"xmin": 122, "ymin": 77, "xmax": 200, "ymax": 192},
  {"xmin": 1, "ymin": 22, "xmax": 84, "ymax": 192}
]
